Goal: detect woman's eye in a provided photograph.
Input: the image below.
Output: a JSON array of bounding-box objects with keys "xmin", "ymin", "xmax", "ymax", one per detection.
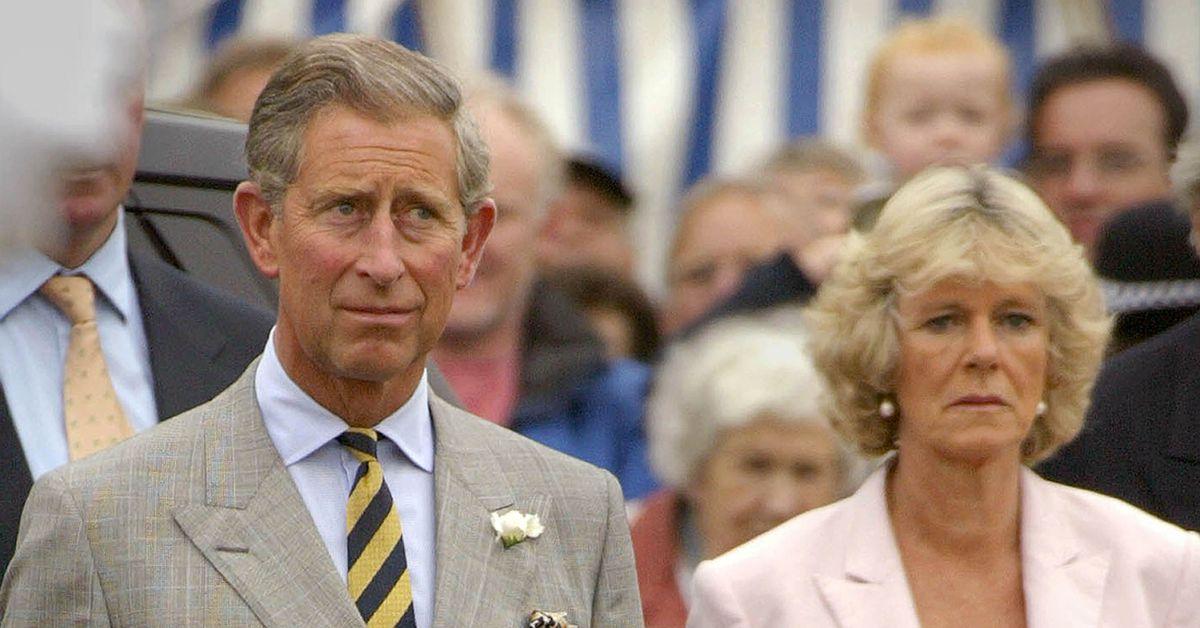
[
  {"xmin": 739, "ymin": 455, "xmax": 773, "ymax": 475},
  {"xmin": 1001, "ymin": 312, "xmax": 1035, "ymax": 330},
  {"xmin": 923, "ymin": 315, "xmax": 954, "ymax": 331}
]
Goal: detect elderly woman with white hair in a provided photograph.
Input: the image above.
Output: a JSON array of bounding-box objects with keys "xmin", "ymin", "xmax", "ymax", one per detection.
[
  {"xmin": 688, "ymin": 166, "xmax": 1200, "ymax": 628},
  {"xmin": 633, "ymin": 313, "xmax": 856, "ymax": 628}
]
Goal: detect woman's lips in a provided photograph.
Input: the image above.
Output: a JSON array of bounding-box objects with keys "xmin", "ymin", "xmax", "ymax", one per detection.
[{"xmin": 952, "ymin": 394, "xmax": 1006, "ymax": 406}]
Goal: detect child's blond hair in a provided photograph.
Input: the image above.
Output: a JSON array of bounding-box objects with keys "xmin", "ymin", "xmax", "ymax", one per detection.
[{"xmin": 863, "ymin": 17, "xmax": 1013, "ymax": 134}]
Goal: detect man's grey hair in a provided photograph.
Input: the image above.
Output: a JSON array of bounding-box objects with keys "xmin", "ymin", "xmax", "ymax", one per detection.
[
  {"xmin": 761, "ymin": 137, "xmax": 866, "ymax": 183},
  {"xmin": 246, "ymin": 33, "xmax": 490, "ymax": 214},
  {"xmin": 465, "ymin": 77, "xmax": 564, "ymax": 218}
]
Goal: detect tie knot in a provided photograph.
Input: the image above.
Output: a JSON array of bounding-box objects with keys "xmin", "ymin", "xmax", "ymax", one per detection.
[
  {"xmin": 338, "ymin": 428, "xmax": 381, "ymax": 460},
  {"xmin": 40, "ymin": 275, "xmax": 97, "ymax": 324}
]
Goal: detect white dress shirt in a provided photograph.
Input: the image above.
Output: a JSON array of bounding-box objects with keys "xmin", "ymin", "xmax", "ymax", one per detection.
[
  {"xmin": 0, "ymin": 209, "xmax": 156, "ymax": 479},
  {"xmin": 255, "ymin": 331, "xmax": 435, "ymax": 628}
]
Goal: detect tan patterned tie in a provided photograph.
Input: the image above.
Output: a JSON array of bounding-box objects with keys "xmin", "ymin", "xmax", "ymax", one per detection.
[{"xmin": 40, "ymin": 275, "xmax": 135, "ymax": 460}]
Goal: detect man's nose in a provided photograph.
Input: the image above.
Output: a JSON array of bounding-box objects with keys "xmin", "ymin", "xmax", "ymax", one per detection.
[
  {"xmin": 1065, "ymin": 161, "xmax": 1103, "ymax": 207},
  {"xmin": 357, "ymin": 212, "xmax": 404, "ymax": 285}
]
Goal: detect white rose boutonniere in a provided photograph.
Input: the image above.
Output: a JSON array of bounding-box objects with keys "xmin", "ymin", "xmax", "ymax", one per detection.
[{"xmin": 490, "ymin": 509, "xmax": 544, "ymax": 549}]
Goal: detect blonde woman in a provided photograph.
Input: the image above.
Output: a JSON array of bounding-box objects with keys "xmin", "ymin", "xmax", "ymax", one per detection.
[{"xmin": 688, "ymin": 166, "xmax": 1200, "ymax": 627}]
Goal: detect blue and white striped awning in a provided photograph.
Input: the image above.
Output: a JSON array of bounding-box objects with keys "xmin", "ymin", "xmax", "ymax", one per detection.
[{"xmin": 145, "ymin": 0, "xmax": 1200, "ymax": 292}]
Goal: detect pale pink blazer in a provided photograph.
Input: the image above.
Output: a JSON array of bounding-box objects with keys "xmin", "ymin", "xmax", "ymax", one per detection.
[{"xmin": 688, "ymin": 461, "xmax": 1200, "ymax": 628}]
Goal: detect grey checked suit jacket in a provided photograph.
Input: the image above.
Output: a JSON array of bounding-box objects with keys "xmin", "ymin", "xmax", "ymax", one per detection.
[{"xmin": 0, "ymin": 360, "xmax": 643, "ymax": 627}]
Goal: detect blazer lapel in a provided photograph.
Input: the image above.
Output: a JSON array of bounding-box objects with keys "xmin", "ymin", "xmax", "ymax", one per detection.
[
  {"xmin": 130, "ymin": 252, "xmax": 234, "ymax": 419},
  {"xmin": 430, "ymin": 395, "xmax": 544, "ymax": 626},
  {"xmin": 0, "ymin": 384, "xmax": 34, "ymax": 575},
  {"xmin": 814, "ymin": 463, "xmax": 921, "ymax": 628},
  {"xmin": 1019, "ymin": 469, "xmax": 1109, "ymax": 628},
  {"xmin": 172, "ymin": 363, "xmax": 362, "ymax": 627}
]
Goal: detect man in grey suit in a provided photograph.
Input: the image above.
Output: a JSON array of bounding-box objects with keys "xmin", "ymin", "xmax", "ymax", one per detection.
[{"xmin": 1, "ymin": 34, "xmax": 642, "ymax": 627}]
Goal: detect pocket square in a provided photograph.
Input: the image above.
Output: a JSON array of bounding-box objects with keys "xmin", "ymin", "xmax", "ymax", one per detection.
[{"xmin": 526, "ymin": 610, "xmax": 575, "ymax": 628}]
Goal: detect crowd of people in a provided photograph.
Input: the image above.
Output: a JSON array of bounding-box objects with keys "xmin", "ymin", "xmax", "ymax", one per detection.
[{"xmin": 2, "ymin": 10, "xmax": 1200, "ymax": 627}]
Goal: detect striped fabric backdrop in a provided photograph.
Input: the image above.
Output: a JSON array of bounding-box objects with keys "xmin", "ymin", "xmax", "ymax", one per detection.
[{"xmin": 145, "ymin": 0, "xmax": 1200, "ymax": 292}]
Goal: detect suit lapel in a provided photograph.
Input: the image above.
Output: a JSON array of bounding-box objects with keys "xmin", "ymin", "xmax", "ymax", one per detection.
[
  {"xmin": 130, "ymin": 252, "xmax": 232, "ymax": 419},
  {"xmin": 0, "ymin": 384, "xmax": 34, "ymax": 575},
  {"xmin": 430, "ymin": 395, "xmax": 544, "ymax": 626},
  {"xmin": 1020, "ymin": 468, "xmax": 1109, "ymax": 628},
  {"xmin": 814, "ymin": 463, "xmax": 921, "ymax": 628},
  {"xmin": 172, "ymin": 363, "xmax": 362, "ymax": 627}
]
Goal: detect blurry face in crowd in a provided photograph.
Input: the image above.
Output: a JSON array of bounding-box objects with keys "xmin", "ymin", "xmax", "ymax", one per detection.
[
  {"xmin": 892, "ymin": 279, "xmax": 1048, "ymax": 464},
  {"xmin": 1028, "ymin": 79, "xmax": 1174, "ymax": 254},
  {"xmin": 868, "ymin": 52, "xmax": 1011, "ymax": 182},
  {"xmin": 208, "ymin": 66, "xmax": 277, "ymax": 122},
  {"xmin": 771, "ymin": 167, "xmax": 859, "ymax": 247},
  {"xmin": 53, "ymin": 91, "xmax": 144, "ymax": 267},
  {"xmin": 236, "ymin": 106, "xmax": 493, "ymax": 403},
  {"xmin": 687, "ymin": 418, "xmax": 843, "ymax": 558},
  {"xmin": 442, "ymin": 105, "xmax": 542, "ymax": 342},
  {"xmin": 538, "ymin": 183, "xmax": 634, "ymax": 278},
  {"xmin": 664, "ymin": 191, "xmax": 786, "ymax": 334}
]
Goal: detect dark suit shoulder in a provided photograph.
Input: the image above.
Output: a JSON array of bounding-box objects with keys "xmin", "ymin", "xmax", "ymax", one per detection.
[
  {"xmin": 1085, "ymin": 311, "xmax": 1200, "ymax": 424},
  {"xmin": 1099, "ymin": 311, "xmax": 1200, "ymax": 381},
  {"xmin": 131, "ymin": 252, "xmax": 274, "ymax": 417},
  {"xmin": 130, "ymin": 252, "xmax": 274, "ymax": 338},
  {"xmin": 1038, "ymin": 311, "xmax": 1200, "ymax": 527}
]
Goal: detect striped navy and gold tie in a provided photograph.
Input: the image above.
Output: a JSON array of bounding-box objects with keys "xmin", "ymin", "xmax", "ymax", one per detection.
[{"xmin": 338, "ymin": 428, "xmax": 417, "ymax": 628}]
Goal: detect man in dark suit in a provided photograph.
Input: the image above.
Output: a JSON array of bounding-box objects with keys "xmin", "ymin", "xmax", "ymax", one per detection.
[
  {"xmin": 1038, "ymin": 309, "xmax": 1200, "ymax": 530},
  {"xmin": 0, "ymin": 71, "xmax": 273, "ymax": 575},
  {"xmin": 1038, "ymin": 135, "xmax": 1200, "ymax": 531}
]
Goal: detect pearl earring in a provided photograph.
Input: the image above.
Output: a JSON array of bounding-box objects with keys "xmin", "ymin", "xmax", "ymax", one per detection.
[
  {"xmin": 1035, "ymin": 400, "xmax": 1047, "ymax": 417},
  {"xmin": 879, "ymin": 398, "xmax": 896, "ymax": 418}
]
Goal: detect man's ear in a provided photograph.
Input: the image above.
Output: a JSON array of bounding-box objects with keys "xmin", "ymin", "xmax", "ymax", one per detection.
[
  {"xmin": 233, "ymin": 181, "xmax": 280, "ymax": 279},
  {"xmin": 456, "ymin": 198, "xmax": 496, "ymax": 289}
]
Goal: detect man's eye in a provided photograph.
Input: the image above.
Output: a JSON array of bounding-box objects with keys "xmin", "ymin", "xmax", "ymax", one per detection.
[
  {"xmin": 1029, "ymin": 153, "xmax": 1070, "ymax": 177},
  {"xmin": 411, "ymin": 206, "xmax": 435, "ymax": 221},
  {"xmin": 678, "ymin": 262, "xmax": 716, "ymax": 287},
  {"xmin": 1098, "ymin": 151, "xmax": 1141, "ymax": 173},
  {"xmin": 333, "ymin": 202, "xmax": 356, "ymax": 216}
]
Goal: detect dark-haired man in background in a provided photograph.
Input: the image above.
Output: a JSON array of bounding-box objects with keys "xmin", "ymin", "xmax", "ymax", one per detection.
[
  {"xmin": 1025, "ymin": 44, "xmax": 1189, "ymax": 256},
  {"xmin": 1035, "ymin": 46, "xmax": 1200, "ymax": 531}
]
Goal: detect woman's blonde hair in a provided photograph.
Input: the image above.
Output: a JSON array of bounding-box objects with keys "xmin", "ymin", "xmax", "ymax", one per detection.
[{"xmin": 806, "ymin": 165, "xmax": 1110, "ymax": 463}]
